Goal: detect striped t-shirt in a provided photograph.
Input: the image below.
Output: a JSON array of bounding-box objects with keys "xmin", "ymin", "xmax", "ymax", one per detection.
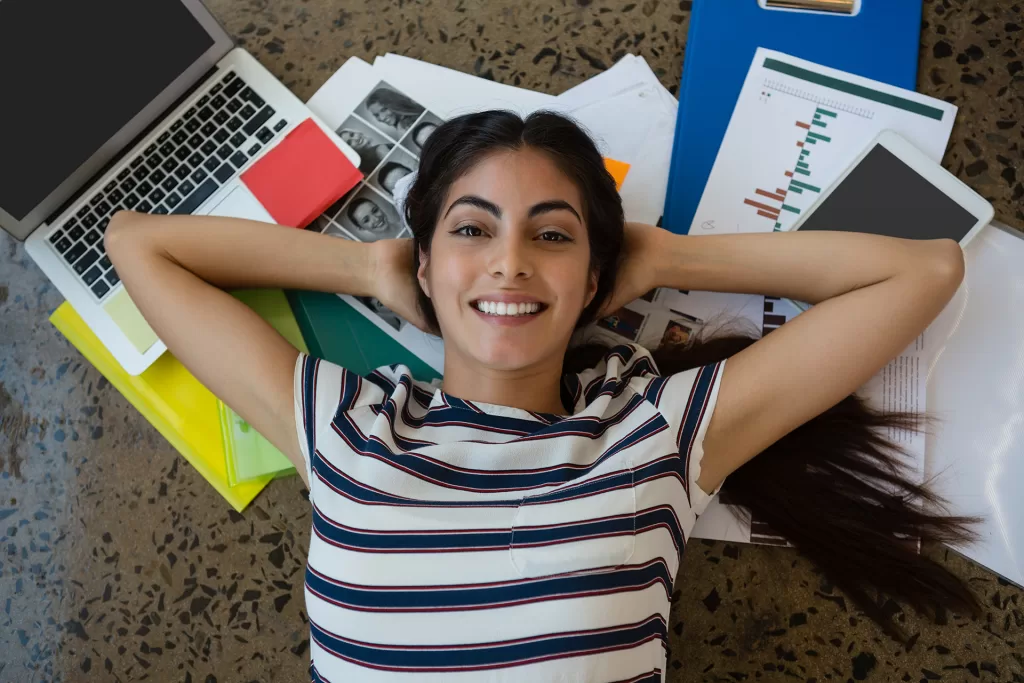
[{"xmin": 292, "ymin": 344, "xmax": 725, "ymax": 682}]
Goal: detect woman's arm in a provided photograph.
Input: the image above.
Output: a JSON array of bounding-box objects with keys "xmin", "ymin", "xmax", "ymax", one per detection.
[
  {"xmin": 643, "ymin": 228, "xmax": 964, "ymax": 493},
  {"xmin": 104, "ymin": 213, "xmax": 397, "ymax": 488}
]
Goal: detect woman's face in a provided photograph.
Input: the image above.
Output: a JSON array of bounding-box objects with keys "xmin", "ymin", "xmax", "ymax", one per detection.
[
  {"xmin": 368, "ymin": 100, "xmax": 399, "ymax": 127},
  {"xmin": 339, "ymin": 129, "xmax": 370, "ymax": 150},
  {"xmin": 418, "ymin": 148, "xmax": 596, "ymax": 371},
  {"xmin": 351, "ymin": 200, "xmax": 389, "ymax": 233}
]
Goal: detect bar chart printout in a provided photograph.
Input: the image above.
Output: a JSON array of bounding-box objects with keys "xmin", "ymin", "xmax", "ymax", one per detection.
[{"xmin": 743, "ymin": 107, "xmax": 835, "ymax": 231}]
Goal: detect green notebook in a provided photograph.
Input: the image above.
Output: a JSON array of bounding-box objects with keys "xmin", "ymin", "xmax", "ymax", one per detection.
[{"xmin": 285, "ymin": 290, "xmax": 441, "ymax": 382}]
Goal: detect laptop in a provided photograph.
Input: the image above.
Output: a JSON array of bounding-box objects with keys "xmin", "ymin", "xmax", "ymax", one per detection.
[{"xmin": 0, "ymin": 0, "xmax": 358, "ymax": 375}]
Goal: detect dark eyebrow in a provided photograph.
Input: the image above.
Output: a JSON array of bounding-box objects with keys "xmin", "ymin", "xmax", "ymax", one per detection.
[
  {"xmin": 444, "ymin": 195, "xmax": 501, "ymax": 219},
  {"xmin": 529, "ymin": 200, "xmax": 582, "ymax": 223}
]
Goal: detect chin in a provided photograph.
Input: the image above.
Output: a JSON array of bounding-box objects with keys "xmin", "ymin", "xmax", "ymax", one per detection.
[{"xmin": 473, "ymin": 338, "xmax": 554, "ymax": 372}]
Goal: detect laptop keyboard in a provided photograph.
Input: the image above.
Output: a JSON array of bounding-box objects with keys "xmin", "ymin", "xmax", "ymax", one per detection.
[{"xmin": 47, "ymin": 70, "xmax": 290, "ymax": 301}]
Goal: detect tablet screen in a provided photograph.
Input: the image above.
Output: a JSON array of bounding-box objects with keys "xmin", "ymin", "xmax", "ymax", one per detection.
[{"xmin": 796, "ymin": 145, "xmax": 979, "ymax": 242}]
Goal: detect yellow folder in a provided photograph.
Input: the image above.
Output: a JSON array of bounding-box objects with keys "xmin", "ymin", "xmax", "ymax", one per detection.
[{"xmin": 49, "ymin": 289, "xmax": 306, "ymax": 512}]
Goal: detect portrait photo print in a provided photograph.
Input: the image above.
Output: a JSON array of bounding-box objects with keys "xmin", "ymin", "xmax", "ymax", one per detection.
[
  {"xmin": 353, "ymin": 82, "xmax": 425, "ymax": 141},
  {"xmin": 335, "ymin": 114, "xmax": 395, "ymax": 175},
  {"xmin": 400, "ymin": 111, "xmax": 444, "ymax": 156},
  {"xmin": 356, "ymin": 296, "xmax": 404, "ymax": 332},
  {"xmin": 369, "ymin": 146, "xmax": 418, "ymax": 198},
  {"xmin": 334, "ymin": 185, "xmax": 404, "ymax": 241},
  {"xmin": 596, "ymin": 306, "xmax": 646, "ymax": 342}
]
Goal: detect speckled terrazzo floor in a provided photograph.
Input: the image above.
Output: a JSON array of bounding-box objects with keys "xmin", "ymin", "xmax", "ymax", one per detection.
[{"xmin": 1, "ymin": 1, "xmax": 1022, "ymax": 681}]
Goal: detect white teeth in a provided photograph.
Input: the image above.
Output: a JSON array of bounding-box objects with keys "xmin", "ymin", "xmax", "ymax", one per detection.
[{"xmin": 475, "ymin": 301, "xmax": 541, "ymax": 316}]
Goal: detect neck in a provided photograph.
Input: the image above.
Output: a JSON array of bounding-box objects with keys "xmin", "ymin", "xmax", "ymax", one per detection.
[{"xmin": 440, "ymin": 348, "xmax": 568, "ymax": 415}]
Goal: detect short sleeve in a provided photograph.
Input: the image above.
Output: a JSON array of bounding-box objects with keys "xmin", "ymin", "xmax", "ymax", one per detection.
[
  {"xmin": 646, "ymin": 360, "xmax": 727, "ymax": 516},
  {"xmin": 292, "ymin": 353, "xmax": 364, "ymax": 486}
]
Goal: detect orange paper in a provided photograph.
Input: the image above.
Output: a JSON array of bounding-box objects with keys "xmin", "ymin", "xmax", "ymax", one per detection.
[
  {"xmin": 242, "ymin": 119, "xmax": 363, "ymax": 228},
  {"xmin": 603, "ymin": 157, "xmax": 631, "ymax": 190}
]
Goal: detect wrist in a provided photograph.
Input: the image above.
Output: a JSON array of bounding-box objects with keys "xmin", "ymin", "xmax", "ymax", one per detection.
[{"xmin": 648, "ymin": 226, "xmax": 690, "ymax": 290}]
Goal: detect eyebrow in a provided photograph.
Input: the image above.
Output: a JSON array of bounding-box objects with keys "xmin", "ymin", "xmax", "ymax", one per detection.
[{"xmin": 443, "ymin": 195, "xmax": 582, "ymax": 223}]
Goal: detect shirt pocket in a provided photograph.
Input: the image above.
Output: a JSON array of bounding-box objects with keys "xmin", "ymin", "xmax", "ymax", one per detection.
[{"xmin": 509, "ymin": 456, "xmax": 637, "ymax": 578}]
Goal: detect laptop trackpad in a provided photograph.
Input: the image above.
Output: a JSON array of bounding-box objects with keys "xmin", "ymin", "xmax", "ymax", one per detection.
[{"xmin": 103, "ymin": 287, "xmax": 159, "ymax": 354}]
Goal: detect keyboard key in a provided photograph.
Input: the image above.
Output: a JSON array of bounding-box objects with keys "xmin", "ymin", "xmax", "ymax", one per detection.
[
  {"xmin": 106, "ymin": 269, "xmax": 121, "ymax": 286},
  {"xmin": 149, "ymin": 168, "xmax": 166, "ymax": 184},
  {"xmin": 55, "ymin": 237, "xmax": 72, "ymax": 253},
  {"xmin": 83, "ymin": 266, "xmax": 102, "ymax": 285},
  {"xmin": 165, "ymin": 192, "xmax": 181, "ymax": 208},
  {"xmin": 256, "ymin": 127, "xmax": 274, "ymax": 144},
  {"xmin": 137, "ymin": 180, "xmax": 153, "ymax": 196},
  {"xmin": 159, "ymin": 142, "xmax": 175, "ymax": 157},
  {"xmin": 91, "ymin": 280, "xmax": 110, "ymax": 299},
  {"xmin": 226, "ymin": 98, "xmax": 242, "ymax": 114},
  {"xmin": 239, "ymin": 104, "xmax": 256, "ymax": 120},
  {"xmin": 213, "ymin": 163, "xmax": 235, "ymax": 184},
  {"xmin": 185, "ymin": 118, "xmax": 201, "ymax": 133},
  {"xmin": 123, "ymin": 193, "xmax": 139, "ymax": 209},
  {"xmin": 244, "ymin": 106, "xmax": 275, "ymax": 136},
  {"xmin": 132, "ymin": 165, "xmax": 150, "ymax": 181},
  {"xmin": 174, "ymin": 146, "xmax": 190, "ymax": 161},
  {"xmin": 174, "ymin": 164, "xmax": 191, "ymax": 180},
  {"xmin": 98, "ymin": 255, "xmax": 112, "ymax": 271},
  {"xmin": 188, "ymin": 152, "xmax": 204, "ymax": 167},
  {"xmin": 68, "ymin": 224, "xmax": 85, "ymax": 240},
  {"xmin": 95, "ymin": 200, "xmax": 111, "ymax": 216},
  {"xmin": 150, "ymin": 188, "xmax": 166, "ymax": 203},
  {"xmin": 213, "ymin": 110, "xmax": 229, "ymax": 125},
  {"xmin": 73, "ymin": 249, "xmax": 99, "ymax": 274},
  {"xmin": 126, "ymin": 158, "xmax": 142, "ymax": 171},
  {"xmin": 151, "ymin": 205, "xmax": 168, "ymax": 215},
  {"xmin": 197, "ymin": 95, "xmax": 209, "ymax": 108},
  {"xmin": 183, "ymin": 107, "xmax": 197, "ymax": 120},
  {"xmin": 145, "ymin": 154, "xmax": 162, "ymax": 170},
  {"xmin": 121, "ymin": 177, "xmax": 136, "ymax": 193},
  {"xmin": 161, "ymin": 176, "xmax": 178, "ymax": 192},
  {"xmin": 144, "ymin": 143, "xmax": 157, "ymax": 156},
  {"xmin": 172, "ymin": 129, "xmax": 188, "ymax": 145},
  {"xmin": 96, "ymin": 238, "xmax": 105, "ymax": 255},
  {"xmin": 136, "ymin": 200, "xmax": 153, "ymax": 213},
  {"xmin": 64, "ymin": 242, "xmax": 86, "ymax": 265},
  {"xmin": 224, "ymin": 77, "xmax": 244, "ymax": 98},
  {"xmin": 178, "ymin": 179, "xmax": 195, "ymax": 196},
  {"xmin": 197, "ymin": 106, "xmax": 214, "ymax": 122},
  {"xmin": 213, "ymin": 128, "xmax": 229, "ymax": 144},
  {"xmin": 222, "ymin": 71, "xmax": 235, "ymax": 84},
  {"xmin": 161, "ymin": 157, "xmax": 178, "ymax": 172},
  {"xmin": 210, "ymin": 82, "xmax": 223, "ymax": 95},
  {"xmin": 200, "ymin": 140, "xmax": 217, "ymax": 156},
  {"xmin": 82, "ymin": 213, "xmax": 97, "ymax": 228},
  {"xmin": 199, "ymin": 123, "xmax": 216, "ymax": 138},
  {"xmin": 172, "ymin": 178, "xmax": 218, "ymax": 215},
  {"xmin": 203, "ymin": 157, "xmax": 220, "ymax": 172},
  {"xmin": 246, "ymin": 91, "xmax": 265, "ymax": 108},
  {"xmin": 273, "ymin": 118, "xmax": 288, "ymax": 132},
  {"xmin": 230, "ymin": 151, "xmax": 248, "ymax": 169},
  {"xmin": 211, "ymin": 94, "xmax": 226, "ymax": 109},
  {"xmin": 97, "ymin": 217, "xmax": 110, "ymax": 232},
  {"xmin": 229, "ymin": 132, "xmax": 246, "ymax": 147},
  {"xmin": 216, "ymin": 144, "xmax": 232, "ymax": 160},
  {"xmin": 103, "ymin": 180, "xmax": 116, "ymax": 193},
  {"xmin": 65, "ymin": 217, "xmax": 79, "ymax": 230},
  {"xmin": 247, "ymin": 143, "xmax": 261, "ymax": 156},
  {"xmin": 190, "ymin": 168, "xmax": 208, "ymax": 184},
  {"xmin": 157, "ymin": 131, "xmax": 170, "ymax": 144},
  {"xmin": 170, "ymin": 120, "xmax": 183, "ymax": 132},
  {"xmin": 225, "ymin": 116, "xmax": 242, "ymax": 132},
  {"xmin": 89, "ymin": 193, "xmax": 104, "ymax": 206},
  {"xmin": 49, "ymin": 229, "xmax": 64, "ymax": 244},
  {"xmin": 83, "ymin": 229, "xmax": 100, "ymax": 245},
  {"xmin": 108, "ymin": 188, "xmax": 124, "ymax": 204},
  {"xmin": 76, "ymin": 205, "xmax": 91, "ymax": 219}
]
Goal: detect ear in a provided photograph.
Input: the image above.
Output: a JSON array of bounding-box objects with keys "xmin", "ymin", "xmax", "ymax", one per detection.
[
  {"xmin": 583, "ymin": 268, "xmax": 599, "ymax": 309},
  {"xmin": 416, "ymin": 247, "xmax": 431, "ymax": 298}
]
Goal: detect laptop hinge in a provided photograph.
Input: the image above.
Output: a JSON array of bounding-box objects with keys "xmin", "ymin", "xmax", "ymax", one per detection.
[{"xmin": 45, "ymin": 65, "xmax": 220, "ymax": 225}]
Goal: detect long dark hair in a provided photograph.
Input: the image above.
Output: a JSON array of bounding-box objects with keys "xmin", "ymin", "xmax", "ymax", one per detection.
[{"xmin": 403, "ymin": 110, "xmax": 980, "ymax": 642}]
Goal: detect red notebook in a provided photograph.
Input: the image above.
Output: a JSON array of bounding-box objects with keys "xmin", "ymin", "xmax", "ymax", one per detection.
[{"xmin": 241, "ymin": 118, "xmax": 362, "ymax": 228}]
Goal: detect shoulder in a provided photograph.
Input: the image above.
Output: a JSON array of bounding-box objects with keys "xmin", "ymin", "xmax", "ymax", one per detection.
[
  {"xmin": 565, "ymin": 344, "xmax": 661, "ymax": 412},
  {"xmin": 295, "ymin": 353, "xmax": 435, "ymax": 416}
]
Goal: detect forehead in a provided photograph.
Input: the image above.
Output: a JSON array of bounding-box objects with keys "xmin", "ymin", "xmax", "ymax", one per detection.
[{"xmin": 445, "ymin": 148, "xmax": 582, "ymax": 214}]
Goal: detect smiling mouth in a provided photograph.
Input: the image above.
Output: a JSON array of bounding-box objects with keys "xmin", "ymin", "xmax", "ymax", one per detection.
[{"xmin": 472, "ymin": 300, "xmax": 548, "ymax": 317}]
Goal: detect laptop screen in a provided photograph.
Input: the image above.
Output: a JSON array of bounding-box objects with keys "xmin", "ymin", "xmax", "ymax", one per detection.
[{"xmin": 0, "ymin": 0, "xmax": 216, "ymax": 222}]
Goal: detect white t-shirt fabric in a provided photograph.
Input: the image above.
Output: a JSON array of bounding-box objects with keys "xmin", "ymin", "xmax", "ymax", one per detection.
[{"xmin": 292, "ymin": 343, "xmax": 725, "ymax": 682}]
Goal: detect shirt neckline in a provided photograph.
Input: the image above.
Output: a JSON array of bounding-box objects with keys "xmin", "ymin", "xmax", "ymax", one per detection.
[{"xmin": 428, "ymin": 387, "xmax": 570, "ymax": 424}]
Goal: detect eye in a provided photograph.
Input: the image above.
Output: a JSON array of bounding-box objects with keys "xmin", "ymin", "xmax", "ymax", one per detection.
[
  {"xmin": 452, "ymin": 224, "xmax": 485, "ymax": 237},
  {"xmin": 538, "ymin": 230, "xmax": 572, "ymax": 243}
]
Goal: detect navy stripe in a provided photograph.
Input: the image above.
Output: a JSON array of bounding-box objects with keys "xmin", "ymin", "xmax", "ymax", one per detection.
[
  {"xmin": 309, "ymin": 663, "xmax": 330, "ymax": 682},
  {"xmin": 309, "ymin": 614, "xmax": 666, "ymax": 672},
  {"xmin": 679, "ymin": 363, "xmax": 721, "ymax": 502},
  {"xmin": 301, "ymin": 356, "xmax": 318, "ymax": 459},
  {"xmin": 613, "ymin": 670, "xmax": 663, "ymax": 683},
  {"xmin": 311, "ymin": 503, "xmax": 684, "ymax": 553},
  {"xmin": 329, "ymin": 412, "xmax": 667, "ymax": 493},
  {"xmin": 304, "ymin": 558, "xmax": 673, "ymax": 612}
]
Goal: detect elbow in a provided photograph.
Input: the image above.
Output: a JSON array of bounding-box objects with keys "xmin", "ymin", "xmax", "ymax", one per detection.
[
  {"xmin": 920, "ymin": 238, "xmax": 965, "ymax": 298},
  {"xmin": 103, "ymin": 211, "xmax": 146, "ymax": 264}
]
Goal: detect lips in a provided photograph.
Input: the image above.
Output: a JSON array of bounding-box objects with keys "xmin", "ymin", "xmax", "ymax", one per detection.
[{"xmin": 470, "ymin": 296, "xmax": 548, "ymax": 323}]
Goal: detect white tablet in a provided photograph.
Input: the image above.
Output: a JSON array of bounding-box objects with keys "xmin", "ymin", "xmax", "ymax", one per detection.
[{"xmin": 785, "ymin": 130, "xmax": 993, "ymax": 310}]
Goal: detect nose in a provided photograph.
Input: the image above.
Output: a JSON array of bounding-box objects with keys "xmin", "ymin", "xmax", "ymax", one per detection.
[{"xmin": 487, "ymin": 233, "xmax": 533, "ymax": 282}]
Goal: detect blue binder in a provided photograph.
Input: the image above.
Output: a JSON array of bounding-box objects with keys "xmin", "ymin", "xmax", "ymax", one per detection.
[{"xmin": 663, "ymin": 0, "xmax": 924, "ymax": 234}]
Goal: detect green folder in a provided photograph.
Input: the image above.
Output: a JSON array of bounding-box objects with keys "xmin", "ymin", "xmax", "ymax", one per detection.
[{"xmin": 285, "ymin": 290, "xmax": 441, "ymax": 382}]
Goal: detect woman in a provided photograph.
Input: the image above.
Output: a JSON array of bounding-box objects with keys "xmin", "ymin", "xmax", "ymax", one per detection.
[
  {"xmin": 377, "ymin": 160, "xmax": 415, "ymax": 195},
  {"xmin": 337, "ymin": 127, "xmax": 392, "ymax": 173},
  {"xmin": 105, "ymin": 111, "xmax": 977, "ymax": 682},
  {"xmin": 364, "ymin": 87, "xmax": 423, "ymax": 134}
]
